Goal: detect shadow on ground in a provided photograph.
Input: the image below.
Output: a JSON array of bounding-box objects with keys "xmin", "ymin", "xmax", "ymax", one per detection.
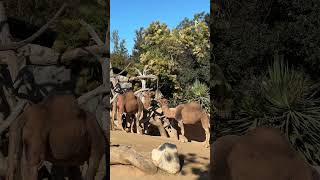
[{"xmin": 179, "ymin": 153, "xmax": 209, "ymax": 179}]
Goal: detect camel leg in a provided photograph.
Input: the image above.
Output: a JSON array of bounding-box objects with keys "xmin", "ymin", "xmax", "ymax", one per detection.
[
  {"xmin": 28, "ymin": 165, "xmax": 38, "ymax": 180},
  {"xmin": 51, "ymin": 166, "xmax": 66, "ymax": 180},
  {"xmin": 201, "ymin": 115, "xmax": 210, "ymax": 148},
  {"xmin": 177, "ymin": 120, "xmax": 188, "ymax": 143},
  {"xmin": 21, "ymin": 146, "xmax": 28, "ymax": 180},
  {"xmin": 136, "ymin": 112, "xmax": 143, "ymax": 135},
  {"xmin": 130, "ymin": 115, "xmax": 135, "ymax": 133},
  {"xmin": 68, "ymin": 166, "xmax": 82, "ymax": 180},
  {"xmin": 203, "ymin": 128, "xmax": 210, "ymax": 148},
  {"xmin": 85, "ymin": 154, "xmax": 103, "ymax": 180},
  {"xmin": 21, "ymin": 144, "xmax": 40, "ymax": 180},
  {"xmin": 111, "ymin": 100, "xmax": 117, "ymax": 130},
  {"xmin": 117, "ymin": 110, "xmax": 125, "ymax": 131}
]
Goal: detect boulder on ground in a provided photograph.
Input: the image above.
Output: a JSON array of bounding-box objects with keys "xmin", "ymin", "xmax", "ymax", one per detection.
[{"xmin": 151, "ymin": 143, "xmax": 180, "ymax": 174}]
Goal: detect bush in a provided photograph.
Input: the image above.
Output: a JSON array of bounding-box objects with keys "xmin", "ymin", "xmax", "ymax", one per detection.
[{"xmin": 222, "ymin": 54, "xmax": 320, "ymax": 165}]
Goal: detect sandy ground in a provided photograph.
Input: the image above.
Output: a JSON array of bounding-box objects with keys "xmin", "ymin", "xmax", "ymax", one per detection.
[{"xmin": 110, "ymin": 130, "xmax": 210, "ymax": 180}]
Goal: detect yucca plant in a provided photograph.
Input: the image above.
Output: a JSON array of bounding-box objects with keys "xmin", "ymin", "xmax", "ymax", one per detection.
[
  {"xmin": 261, "ymin": 55, "xmax": 320, "ymax": 164},
  {"xmin": 182, "ymin": 79, "xmax": 210, "ymax": 112},
  {"xmin": 224, "ymin": 54, "xmax": 320, "ymax": 164}
]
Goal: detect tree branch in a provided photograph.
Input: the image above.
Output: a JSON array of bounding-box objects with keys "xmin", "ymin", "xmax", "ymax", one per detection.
[
  {"xmin": 77, "ymin": 85, "xmax": 109, "ymax": 105},
  {"xmin": 0, "ymin": 100, "xmax": 27, "ymax": 134},
  {"xmin": 119, "ymin": 75, "xmax": 157, "ymax": 82},
  {"xmin": 110, "ymin": 93, "xmax": 118, "ymax": 104},
  {"xmin": 135, "ymin": 67, "xmax": 142, "ymax": 76},
  {"xmin": 110, "ymin": 145, "xmax": 157, "ymax": 174},
  {"xmin": 115, "ymin": 62, "xmax": 132, "ymax": 76},
  {"xmin": 61, "ymin": 45, "xmax": 108, "ymax": 64},
  {"xmin": 134, "ymin": 88, "xmax": 152, "ymax": 95},
  {"xmin": 79, "ymin": 20, "xmax": 104, "ymax": 46},
  {"xmin": 0, "ymin": 3, "xmax": 67, "ymax": 51}
]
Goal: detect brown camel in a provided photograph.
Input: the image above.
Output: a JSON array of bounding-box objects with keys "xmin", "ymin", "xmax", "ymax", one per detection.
[
  {"xmin": 211, "ymin": 127, "xmax": 320, "ymax": 180},
  {"xmin": 6, "ymin": 94, "xmax": 106, "ymax": 180},
  {"xmin": 116, "ymin": 91, "xmax": 144, "ymax": 134},
  {"xmin": 158, "ymin": 98, "xmax": 210, "ymax": 148},
  {"xmin": 141, "ymin": 91, "xmax": 156, "ymax": 109}
]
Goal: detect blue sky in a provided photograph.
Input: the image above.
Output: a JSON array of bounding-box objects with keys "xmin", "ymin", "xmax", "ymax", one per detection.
[{"xmin": 111, "ymin": 0, "xmax": 209, "ymax": 55}]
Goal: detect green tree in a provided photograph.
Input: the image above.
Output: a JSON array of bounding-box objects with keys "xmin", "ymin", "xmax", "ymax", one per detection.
[
  {"xmin": 131, "ymin": 27, "xmax": 144, "ymax": 63},
  {"xmin": 136, "ymin": 13, "xmax": 210, "ymax": 99},
  {"xmin": 111, "ymin": 30, "xmax": 129, "ymax": 69}
]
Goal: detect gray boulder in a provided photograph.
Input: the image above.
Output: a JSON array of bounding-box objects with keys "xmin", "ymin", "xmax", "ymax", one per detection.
[{"xmin": 151, "ymin": 143, "xmax": 180, "ymax": 174}]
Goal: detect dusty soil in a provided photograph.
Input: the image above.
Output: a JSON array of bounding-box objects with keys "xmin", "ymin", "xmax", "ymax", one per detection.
[{"xmin": 110, "ymin": 130, "xmax": 210, "ymax": 180}]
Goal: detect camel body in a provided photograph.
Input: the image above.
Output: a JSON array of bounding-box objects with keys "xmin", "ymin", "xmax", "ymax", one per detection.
[
  {"xmin": 159, "ymin": 99, "xmax": 210, "ymax": 148},
  {"xmin": 6, "ymin": 95, "xmax": 105, "ymax": 180},
  {"xmin": 211, "ymin": 127, "xmax": 319, "ymax": 180},
  {"xmin": 116, "ymin": 91, "xmax": 143, "ymax": 134}
]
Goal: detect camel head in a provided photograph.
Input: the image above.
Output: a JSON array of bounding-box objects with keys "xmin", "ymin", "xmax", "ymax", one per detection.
[
  {"xmin": 159, "ymin": 98, "xmax": 169, "ymax": 107},
  {"xmin": 144, "ymin": 90, "xmax": 156, "ymax": 99}
]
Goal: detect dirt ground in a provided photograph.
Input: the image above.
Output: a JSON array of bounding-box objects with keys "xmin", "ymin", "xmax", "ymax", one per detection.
[{"xmin": 110, "ymin": 130, "xmax": 210, "ymax": 180}]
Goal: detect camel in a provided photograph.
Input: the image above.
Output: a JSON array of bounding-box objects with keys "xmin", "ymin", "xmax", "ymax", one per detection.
[
  {"xmin": 141, "ymin": 91, "xmax": 156, "ymax": 109},
  {"xmin": 6, "ymin": 94, "xmax": 106, "ymax": 180},
  {"xmin": 116, "ymin": 90, "xmax": 144, "ymax": 134},
  {"xmin": 137, "ymin": 91, "xmax": 174, "ymax": 137},
  {"xmin": 211, "ymin": 127, "xmax": 320, "ymax": 180},
  {"xmin": 158, "ymin": 98, "xmax": 210, "ymax": 148}
]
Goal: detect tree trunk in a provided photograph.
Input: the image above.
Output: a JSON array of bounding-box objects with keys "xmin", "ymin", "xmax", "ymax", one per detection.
[
  {"xmin": 110, "ymin": 145, "xmax": 157, "ymax": 174},
  {"xmin": 0, "ymin": 2, "xmax": 23, "ymax": 81},
  {"xmin": 0, "ymin": 2, "xmax": 11, "ymax": 45},
  {"xmin": 149, "ymin": 116, "xmax": 167, "ymax": 137}
]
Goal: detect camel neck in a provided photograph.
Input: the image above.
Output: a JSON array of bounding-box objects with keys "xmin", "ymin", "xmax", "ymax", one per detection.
[{"xmin": 161, "ymin": 105, "xmax": 171, "ymax": 115}]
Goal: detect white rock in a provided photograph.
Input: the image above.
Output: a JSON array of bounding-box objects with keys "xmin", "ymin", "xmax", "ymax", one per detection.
[{"xmin": 151, "ymin": 143, "xmax": 180, "ymax": 174}]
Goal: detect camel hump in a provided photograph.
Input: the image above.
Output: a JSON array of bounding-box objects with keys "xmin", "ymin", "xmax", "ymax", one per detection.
[
  {"xmin": 185, "ymin": 101, "xmax": 202, "ymax": 110},
  {"xmin": 43, "ymin": 94, "xmax": 82, "ymax": 119},
  {"xmin": 125, "ymin": 91, "xmax": 136, "ymax": 99},
  {"xmin": 242, "ymin": 127, "xmax": 298, "ymax": 156},
  {"xmin": 246, "ymin": 127, "xmax": 286, "ymax": 144}
]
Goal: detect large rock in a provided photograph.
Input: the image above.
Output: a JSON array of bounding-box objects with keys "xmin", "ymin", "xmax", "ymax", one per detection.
[{"xmin": 151, "ymin": 143, "xmax": 180, "ymax": 174}]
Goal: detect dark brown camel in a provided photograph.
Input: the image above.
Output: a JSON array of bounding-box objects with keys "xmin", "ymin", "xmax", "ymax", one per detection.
[
  {"xmin": 116, "ymin": 91, "xmax": 144, "ymax": 134},
  {"xmin": 6, "ymin": 95, "xmax": 105, "ymax": 180},
  {"xmin": 211, "ymin": 127, "xmax": 320, "ymax": 180},
  {"xmin": 158, "ymin": 98, "xmax": 210, "ymax": 148}
]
